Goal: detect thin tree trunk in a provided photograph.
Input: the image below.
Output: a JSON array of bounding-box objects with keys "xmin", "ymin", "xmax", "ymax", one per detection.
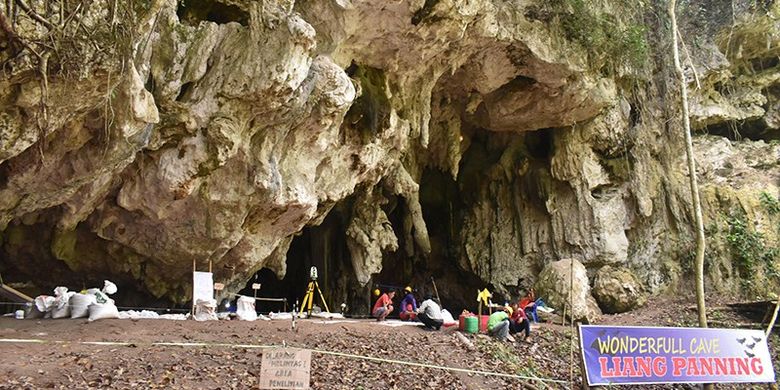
[
  {"xmin": 669, "ymin": 0, "xmax": 711, "ymax": 388},
  {"xmin": 767, "ymin": 297, "xmax": 779, "ymax": 336}
]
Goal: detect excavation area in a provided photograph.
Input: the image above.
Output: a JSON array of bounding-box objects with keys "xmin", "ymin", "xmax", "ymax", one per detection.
[{"xmin": 0, "ymin": 295, "xmax": 777, "ymax": 390}]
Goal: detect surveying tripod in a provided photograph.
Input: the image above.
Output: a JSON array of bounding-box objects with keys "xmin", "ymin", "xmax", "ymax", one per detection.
[{"xmin": 299, "ymin": 266, "xmax": 330, "ymax": 315}]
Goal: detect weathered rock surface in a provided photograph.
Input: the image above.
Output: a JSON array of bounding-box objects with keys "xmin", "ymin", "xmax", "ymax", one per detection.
[
  {"xmin": 535, "ymin": 259, "xmax": 601, "ymax": 323},
  {"xmin": 0, "ymin": 0, "xmax": 779, "ymax": 308},
  {"xmin": 593, "ymin": 266, "xmax": 647, "ymax": 314}
]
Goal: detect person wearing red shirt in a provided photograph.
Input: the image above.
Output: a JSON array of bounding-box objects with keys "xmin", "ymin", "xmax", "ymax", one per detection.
[
  {"xmin": 509, "ymin": 303, "xmax": 531, "ymax": 342},
  {"xmin": 518, "ymin": 288, "xmax": 539, "ymax": 323},
  {"xmin": 372, "ymin": 290, "xmax": 395, "ymax": 321}
]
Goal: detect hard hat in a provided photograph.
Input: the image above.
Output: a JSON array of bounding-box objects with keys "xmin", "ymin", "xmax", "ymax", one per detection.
[
  {"xmin": 504, "ymin": 305, "xmax": 513, "ymax": 315},
  {"xmin": 404, "ymin": 286, "xmax": 412, "ymax": 293},
  {"xmin": 373, "ymin": 288, "xmax": 381, "ymax": 296}
]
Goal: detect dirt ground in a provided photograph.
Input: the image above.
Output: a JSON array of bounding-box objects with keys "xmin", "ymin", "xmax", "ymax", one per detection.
[{"xmin": 0, "ymin": 296, "xmax": 777, "ymax": 389}]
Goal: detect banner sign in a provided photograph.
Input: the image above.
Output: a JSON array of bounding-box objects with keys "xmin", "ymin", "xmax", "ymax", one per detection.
[
  {"xmin": 579, "ymin": 325, "xmax": 775, "ymax": 385},
  {"xmin": 260, "ymin": 348, "xmax": 311, "ymax": 389}
]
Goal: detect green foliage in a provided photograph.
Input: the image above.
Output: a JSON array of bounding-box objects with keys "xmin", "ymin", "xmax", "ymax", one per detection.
[
  {"xmin": 543, "ymin": 0, "xmax": 649, "ymax": 72},
  {"xmin": 760, "ymin": 191, "xmax": 780, "ymax": 215},
  {"xmin": 725, "ymin": 211, "xmax": 779, "ymax": 283}
]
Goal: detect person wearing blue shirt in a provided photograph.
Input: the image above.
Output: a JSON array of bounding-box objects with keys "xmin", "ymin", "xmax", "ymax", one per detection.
[{"xmin": 399, "ymin": 286, "xmax": 417, "ymax": 321}]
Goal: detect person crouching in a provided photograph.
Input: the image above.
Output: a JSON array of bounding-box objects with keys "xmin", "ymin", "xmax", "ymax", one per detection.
[
  {"xmin": 488, "ymin": 305, "xmax": 513, "ymax": 341},
  {"xmin": 399, "ymin": 286, "xmax": 418, "ymax": 321},
  {"xmin": 372, "ymin": 290, "xmax": 395, "ymax": 321},
  {"xmin": 509, "ymin": 303, "xmax": 532, "ymax": 343},
  {"xmin": 416, "ymin": 294, "xmax": 443, "ymax": 330}
]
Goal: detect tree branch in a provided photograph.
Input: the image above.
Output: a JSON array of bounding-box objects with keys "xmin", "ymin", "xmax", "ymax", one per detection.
[{"xmin": 15, "ymin": 0, "xmax": 55, "ymax": 30}]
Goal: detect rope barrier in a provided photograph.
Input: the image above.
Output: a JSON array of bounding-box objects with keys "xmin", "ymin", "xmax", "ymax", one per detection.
[
  {"xmin": 0, "ymin": 337, "xmax": 570, "ymax": 385},
  {"xmin": 229, "ymin": 294, "xmax": 287, "ymax": 302}
]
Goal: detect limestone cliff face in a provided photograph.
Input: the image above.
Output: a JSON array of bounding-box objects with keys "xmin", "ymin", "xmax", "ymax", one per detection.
[{"xmin": 0, "ymin": 0, "xmax": 778, "ymax": 308}]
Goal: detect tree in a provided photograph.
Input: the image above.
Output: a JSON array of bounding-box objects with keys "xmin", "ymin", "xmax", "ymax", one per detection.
[{"xmin": 668, "ymin": 3, "xmax": 712, "ymax": 389}]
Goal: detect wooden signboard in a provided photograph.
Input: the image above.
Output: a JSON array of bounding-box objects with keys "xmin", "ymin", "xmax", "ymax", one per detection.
[{"xmin": 259, "ymin": 348, "xmax": 311, "ymax": 389}]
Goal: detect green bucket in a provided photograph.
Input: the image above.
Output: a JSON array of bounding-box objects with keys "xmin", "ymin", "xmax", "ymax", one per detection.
[{"xmin": 464, "ymin": 316, "xmax": 478, "ymax": 334}]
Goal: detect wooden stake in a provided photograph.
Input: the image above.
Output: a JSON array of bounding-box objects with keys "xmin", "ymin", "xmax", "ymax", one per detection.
[
  {"xmin": 561, "ymin": 303, "xmax": 567, "ymax": 327},
  {"xmin": 191, "ymin": 258, "xmax": 196, "ymax": 316},
  {"xmin": 430, "ymin": 276, "xmax": 441, "ymax": 306},
  {"xmin": 569, "ymin": 259, "xmax": 575, "ymax": 385}
]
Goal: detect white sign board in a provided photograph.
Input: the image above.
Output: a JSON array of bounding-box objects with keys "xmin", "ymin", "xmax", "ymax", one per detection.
[
  {"xmin": 252, "ymin": 283, "xmax": 262, "ymax": 290},
  {"xmin": 260, "ymin": 348, "xmax": 311, "ymax": 389},
  {"xmin": 193, "ymin": 271, "xmax": 214, "ymax": 303}
]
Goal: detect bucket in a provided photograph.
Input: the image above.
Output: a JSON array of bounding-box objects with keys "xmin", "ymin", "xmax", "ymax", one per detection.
[
  {"xmin": 479, "ymin": 314, "xmax": 490, "ymax": 332},
  {"xmin": 459, "ymin": 313, "xmax": 467, "ymax": 331},
  {"xmin": 464, "ymin": 316, "xmax": 478, "ymax": 334}
]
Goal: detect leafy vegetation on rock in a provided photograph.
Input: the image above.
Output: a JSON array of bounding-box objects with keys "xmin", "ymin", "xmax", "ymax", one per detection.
[
  {"xmin": 538, "ymin": 0, "xmax": 650, "ymax": 73},
  {"xmin": 724, "ymin": 192, "xmax": 780, "ymax": 290}
]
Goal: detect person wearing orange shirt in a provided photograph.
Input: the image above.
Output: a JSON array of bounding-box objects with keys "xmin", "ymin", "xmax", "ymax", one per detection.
[{"xmin": 372, "ymin": 290, "xmax": 395, "ymax": 321}]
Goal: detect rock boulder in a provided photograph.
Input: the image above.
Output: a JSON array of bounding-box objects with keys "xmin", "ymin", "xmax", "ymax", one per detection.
[
  {"xmin": 592, "ymin": 266, "xmax": 647, "ymax": 314},
  {"xmin": 535, "ymin": 259, "xmax": 601, "ymax": 323}
]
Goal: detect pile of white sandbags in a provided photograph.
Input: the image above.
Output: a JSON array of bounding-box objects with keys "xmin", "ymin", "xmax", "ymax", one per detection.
[{"xmin": 28, "ymin": 280, "xmax": 120, "ymax": 322}]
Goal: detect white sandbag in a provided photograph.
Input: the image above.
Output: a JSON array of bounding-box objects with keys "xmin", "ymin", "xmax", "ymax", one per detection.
[
  {"xmin": 88, "ymin": 302, "xmax": 119, "ymax": 321},
  {"xmin": 310, "ymin": 312, "xmax": 345, "ymax": 319},
  {"xmin": 159, "ymin": 313, "xmax": 188, "ymax": 321},
  {"xmin": 32, "ymin": 296, "xmax": 55, "ymax": 317},
  {"xmin": 441, "ymin": 309, "xmax": 456, "ymax": 325},
  {"xmin": 51, "ymin": 304, "xmax": 70, "ymax": 319},
  {"xmin": 69, "ymin": 293, "xmax": 96, "ymax": 319},
  {"xmin": 194, "ymin": 299, "xmax": 218, "ymax": 321},
  {"xmin": 236, "ymin": 296, "xmax": 257, "ymax": 321},
  {"xmin": 51, "ymin": 287, "xmax": 74, "ymax": 319},
  {"xmin": 118, "ymin": 310, "xmax": 159, "ymax": 319},
  {"xmin": 269, "ymin": 312, "xmax": 293, "ymax": 320},
  {"xmin": 86, "ymin": 287, "xmax": 111, "ymax": 305},
  {"xmin": 102, "ymin": 280, "xmax": 117, "ymax": 295}
]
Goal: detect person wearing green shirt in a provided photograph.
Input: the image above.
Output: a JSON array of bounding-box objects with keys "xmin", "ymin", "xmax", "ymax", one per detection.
[{"xmin": 488, "ymin": 306, "xmax": 513, "ymax": 341}]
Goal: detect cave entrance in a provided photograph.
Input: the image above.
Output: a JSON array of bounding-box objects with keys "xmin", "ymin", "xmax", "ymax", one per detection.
[
  {"xmin": 369, "ymin": 167, "xmax": 487, "ymax": 315},
  {"xmin": 176, "ymin": 0, "xmax": 250, "ymax": 26},
  {"xmin": 701, "ymin": 118, "xmax": 780, "ymax": 142},
  {"xmin": 238, "ymin": 210, "xmax": 353, "ymax": 313}
]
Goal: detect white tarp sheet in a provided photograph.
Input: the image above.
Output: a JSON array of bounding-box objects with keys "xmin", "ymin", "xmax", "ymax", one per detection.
[{"xmin": 192, "ymin": 272, "xmax": 214, "ymax": 303}]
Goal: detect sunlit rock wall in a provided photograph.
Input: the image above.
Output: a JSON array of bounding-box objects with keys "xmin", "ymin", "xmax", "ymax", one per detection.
[{"xmin": 0, "ymin": 0, "xmax": 778, "ymax": 306}]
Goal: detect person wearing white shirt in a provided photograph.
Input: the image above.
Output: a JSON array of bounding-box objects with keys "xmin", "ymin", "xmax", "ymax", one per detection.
[{"xmin": 416, "ymin": 294, "xmax": 443, "ymax": 330}]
